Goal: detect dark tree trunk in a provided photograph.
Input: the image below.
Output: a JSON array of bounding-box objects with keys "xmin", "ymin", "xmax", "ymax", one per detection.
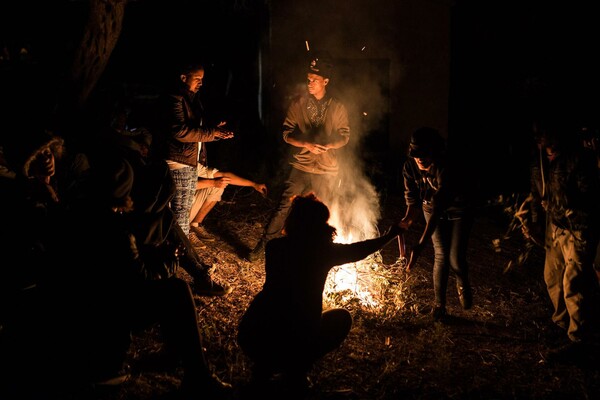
[
  {"xmin": 54, "ymin": 0, "xmax": 127, "ymax": 136},
  {"xmin": 71, "ymin": 0, "xmax": 126, "ymax": 106}
]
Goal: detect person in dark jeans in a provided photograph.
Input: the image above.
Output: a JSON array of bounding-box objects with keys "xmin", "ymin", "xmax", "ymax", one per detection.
[{"xmin": 399, "ymin": 127, "xmax": 476, "ymax": 322}]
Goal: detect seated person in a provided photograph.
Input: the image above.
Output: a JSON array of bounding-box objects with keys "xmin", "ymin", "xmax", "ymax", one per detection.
[
  {"xmin": 189, "ymin": 161, "xmax": 267, "ymax": 242},
  {"xmin": 106, "ymin": 120, "xmax": 232, "ymax": 296}
]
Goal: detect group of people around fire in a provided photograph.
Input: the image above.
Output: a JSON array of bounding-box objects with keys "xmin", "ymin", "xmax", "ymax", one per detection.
[{"xmin": 1, "ymin": 53, "xmax": 599, "ymax": 400}]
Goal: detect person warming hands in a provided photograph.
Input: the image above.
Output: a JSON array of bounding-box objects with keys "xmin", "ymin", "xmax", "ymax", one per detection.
[
  {"xmin": 400, "ymin": 127, "xmax": 476, "ymax": 323},
  {"xmin": 238, "ymin": 193, "xmax": 401, "ymax": 398}
]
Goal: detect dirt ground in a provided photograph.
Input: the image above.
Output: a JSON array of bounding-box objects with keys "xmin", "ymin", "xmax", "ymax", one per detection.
[{"xmin": 62, "ymin": 188, "xmax": 600, "ymax": 400}]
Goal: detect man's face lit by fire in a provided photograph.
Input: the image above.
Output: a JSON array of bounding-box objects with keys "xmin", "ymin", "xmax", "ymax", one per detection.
[
  {"xmin": 307, "ymin": 73, "xmax": 329, "ymax": 99},
  {"xmin": 413, "ymin": 156, "xmax": 433, "ymax": 171},
  {"xmin": 181, "ymin": 68, "xmax": 204, "ymax": 93}
]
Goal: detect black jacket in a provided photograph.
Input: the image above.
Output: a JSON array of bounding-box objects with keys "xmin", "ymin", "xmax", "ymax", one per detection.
[{"xmin": 155, "ymin": 85, "xmax": 218, "ymax": 167}]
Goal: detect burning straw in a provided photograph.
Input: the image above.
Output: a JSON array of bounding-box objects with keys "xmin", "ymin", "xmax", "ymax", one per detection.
[
  {"xmin": 323, "ymin": 251, "xmax": 413, "ymax": 322},
  {"xmin": 318, "ymin": 140, "xmax": 417, "ymax": 321}
]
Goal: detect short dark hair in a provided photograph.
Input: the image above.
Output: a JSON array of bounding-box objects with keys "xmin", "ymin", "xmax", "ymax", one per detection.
[
  {"xmin": 178, "ymin": 61, "xmax": 205, "ymax": 76},
  {"xmin": 408, "ymin": 127, "xmax": 445, "ymax": 158},
  {"xmin": 283, "ymin": 193, "xmax": 337, "ymax": 241}
]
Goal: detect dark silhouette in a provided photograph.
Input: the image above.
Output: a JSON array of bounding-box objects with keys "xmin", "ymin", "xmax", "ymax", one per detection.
[
  {"xmin": 51, "ymin": 156, "xmax": 232, "ymax": 398},
  {"xmin": 238, "ymin": 193, "xmax": 400, "ymax": 398}
]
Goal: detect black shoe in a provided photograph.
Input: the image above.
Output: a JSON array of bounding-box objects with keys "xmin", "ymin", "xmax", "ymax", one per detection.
[
  {"xmin": 247, "ymin": 239, "xmax": 266, "ymax": 262},
  {"xmin": 192, "ymin": 275, "xmax": 233, "ymax": 297},
  {"xmin": 456, "ymin": 282, "xmax": 473, "ymax": 310},
  {"xmin": 432, "ymin": 306, "xmax": 447, "ymax": 323}
]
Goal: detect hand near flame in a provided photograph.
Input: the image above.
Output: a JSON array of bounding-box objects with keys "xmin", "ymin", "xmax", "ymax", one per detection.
[
  {"xmin": 406, "ymin": 241, "xmax": 425, "ymax": 271},
  {"xmin": 214, "ymin": 121, "xmax": 234, "ymax": 140}
]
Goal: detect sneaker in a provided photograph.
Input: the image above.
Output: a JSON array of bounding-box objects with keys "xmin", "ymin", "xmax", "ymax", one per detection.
[
  {"xmin": 432, "ymin": 306, "xmax": 447, "ymax": 323},
  {"xmin": 192, "ymin": 275, "xmax": 233, "ymax": 297},
  {"xmin": 190, "ymin": 224, "xmax": 215, "ymax": 242},
  {"xmin": 456, "ymin": 282, "xmax": 473, "ymax": 310},
  {"xmin": 247, "ymin": 238, "xmax": 266, "ymax": 262},
  {"xmin": 188, "ymin": 233, "xmax": 207, "ymax": 249}
]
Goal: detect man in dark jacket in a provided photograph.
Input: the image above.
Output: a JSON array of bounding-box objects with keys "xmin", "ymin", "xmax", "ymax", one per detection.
[{"xmin": 155, "ymin": 61, "xmax": 233, "ymax": 296}]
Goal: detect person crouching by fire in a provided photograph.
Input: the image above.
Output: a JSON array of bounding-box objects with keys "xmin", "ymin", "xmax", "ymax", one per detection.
[
  {"xmin": 237, "ymin": 193, "xmax": 401, "ymax": 398},
  {"xmin": 399, "ymin": 127, "xmax": 477, "ymax": 323}
]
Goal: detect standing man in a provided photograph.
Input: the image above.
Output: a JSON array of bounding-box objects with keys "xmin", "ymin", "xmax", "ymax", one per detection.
[
  {"xmin": 155, "ymin": 61, "xmax": 234, "ymax": 296},
  {"xmin": 247, "ymin": 56, "xmax": 350, "ymax": 261},
  {"xmin": 156, "ymin": 61, "xmax": 234, "ymax": 238},
  {"xmin": 528, "ymin": 120, "xmax": 600, "ymax": 362}
]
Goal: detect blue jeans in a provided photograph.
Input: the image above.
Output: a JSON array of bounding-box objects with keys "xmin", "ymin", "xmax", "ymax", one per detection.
[
  {"xmin": 169, "ymin": 166, "xmax": 197, "ymax": 236},
  {"xmin": 424, "ymin": 208, "xmax": 474, "ymax": 307}
]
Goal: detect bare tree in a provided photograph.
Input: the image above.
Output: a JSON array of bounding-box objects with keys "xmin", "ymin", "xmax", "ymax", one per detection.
[
  {"xmin": 54, "ymin": 0, "xmax": 128, "ymax": 131},
  {"xmin": 71, "ymin": 0, "xmax": 127, "ymax": 106}
]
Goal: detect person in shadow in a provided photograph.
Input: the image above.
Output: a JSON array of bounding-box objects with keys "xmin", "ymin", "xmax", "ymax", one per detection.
[
  {"xmin": 41, "ymin": 156, "xmax": 233, "ymax": 399},
  {"xmin": 104, "ymin": 103, "xmax": 232, "ymax": 296},
  {"xmin": 237, "ymin": 193, "xmax": 401, "ymax": 399},
  {"xmin": 0, "ymin": 128, "xmax": 90, "ymax": 399}
]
